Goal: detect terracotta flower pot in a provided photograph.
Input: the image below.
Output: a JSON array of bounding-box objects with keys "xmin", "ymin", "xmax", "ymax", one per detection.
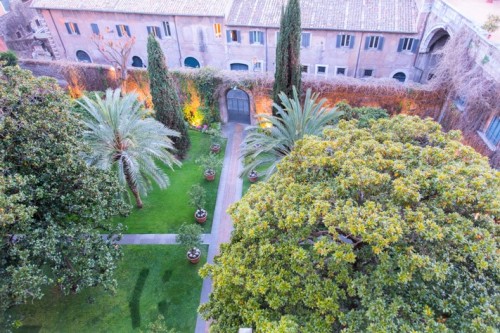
[
  {"xmin": 210, "ymin": 144, "xmax": 221, "ymax": 153},
  {"xmin": 248, "ymin": 171, "xmax": 258, "ymax": 183},
  {"xmin": 204, "ymin": 169, "xmax": 215, "ymax": 181},
  {"xmin": 187, "ymin": 248, "xmax": 201, "ymax": 264},
  {"xmin": 195, "ymin": 209, "xmax": 207, "ymax": 223}
]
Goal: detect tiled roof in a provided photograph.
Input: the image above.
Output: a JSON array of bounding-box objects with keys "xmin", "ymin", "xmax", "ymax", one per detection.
[
  {"xmin": 31, "ymin": 0, "xmax": 232, "ymax": 17},
  {"xmin": 227, "ymin": 0, "xmax": 418, "ymax": 33}
]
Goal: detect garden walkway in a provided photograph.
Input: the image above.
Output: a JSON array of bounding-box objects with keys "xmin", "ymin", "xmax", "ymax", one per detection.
[{"xmin": 105, "ymin": 123, "xmax": 245, "ymax": 333}]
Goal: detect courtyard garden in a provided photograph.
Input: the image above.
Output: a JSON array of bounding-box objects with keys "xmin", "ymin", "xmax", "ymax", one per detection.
[
  {"xmin": 111, "ymin": 130, "xmax": 225, "ymax": 234},
  {"xmin": 12, "ymin": 245, "xmax": 207, "ymax": 333}
]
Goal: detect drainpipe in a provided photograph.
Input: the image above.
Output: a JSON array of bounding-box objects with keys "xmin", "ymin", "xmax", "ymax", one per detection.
[
  {"xmin": 173, "ymin": 16, "xmax": 182, "ymax": 67},
  {"xmin": 48, "ymin": 9, "xmax": 67, "ymax": 59},
  {"xmin": 265, "ymin": 27, "xmax": 269, "ymax": 72},
  {"xmin": 354, "ymin": 32, "xmax": 364, "ymax": 78}
]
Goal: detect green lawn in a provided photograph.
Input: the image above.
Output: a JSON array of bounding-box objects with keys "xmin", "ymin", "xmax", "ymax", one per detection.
[
  {"xmin": 13, "ymin": 245, "xmax": 207, "ymax": 333},
  {"xmin": 112, "ymin": 130, "xmax": 225, "ymax": 233}
]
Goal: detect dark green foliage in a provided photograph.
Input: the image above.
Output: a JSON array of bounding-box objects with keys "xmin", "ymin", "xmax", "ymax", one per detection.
[
  {"xmin": 272, "ymin": 0, "xmax": 301, "ymax": 115},
  {"xmin": 336, "ymin": 101, "xmax": 389, "ymax": 127},
  {"xmin": 0, "ymin": 66, "xmax": 129, "ymax": 324},
  {"xmin": 0, "ymin": 51, "xmax": 17, "ymax": 67},
  {"xmin": 147, "ymin": 35, "xmax": 190, "ymax": 158}
]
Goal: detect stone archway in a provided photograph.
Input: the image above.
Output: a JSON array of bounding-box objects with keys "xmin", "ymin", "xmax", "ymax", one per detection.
[
  {"xmin": 417, "ymin": 26, "xmax": 451, "ymax": 83},
  {"xmin": 226, "ymin": 88, "xmax": 250, "ymax": 124}
]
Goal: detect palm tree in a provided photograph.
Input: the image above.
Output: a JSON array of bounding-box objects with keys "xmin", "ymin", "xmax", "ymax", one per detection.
[
  {"xmin": 78, "ymin": 89, "xmax": 181, "ymax": 208},
  {"xmin": 240, "ymin": 87, "xmax": 342, "ymax": 179}
]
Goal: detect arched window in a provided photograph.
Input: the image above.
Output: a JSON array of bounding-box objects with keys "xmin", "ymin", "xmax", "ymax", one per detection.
[
  {"xmin": 230, "ymin": 63, "xmax": 249, "ymax": 71},
  {"xmin": 393, "ymin": 72, "xmax": 406, "ymax": 83},
  {"xmin": 131, "ymin": 56, "xmax": 143, "ymax": 68},
  {"xmin": 184, "ymin": 57, "xmax": 200, "ymax": 68},
  {"xmin": 76, "ymin": 50, "xmax": 91, "ymax": 63}
]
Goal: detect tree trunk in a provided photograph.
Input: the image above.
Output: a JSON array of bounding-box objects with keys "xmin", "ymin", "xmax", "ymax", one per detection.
[{"xmin": 122, "ymin": 158, "xmax": 143, "ymax": 209}]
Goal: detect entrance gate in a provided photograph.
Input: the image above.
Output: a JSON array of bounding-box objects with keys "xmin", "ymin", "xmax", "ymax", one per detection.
[{"xmin": 226, "ymin": 89, "xmax": 250, "ymax": 124}]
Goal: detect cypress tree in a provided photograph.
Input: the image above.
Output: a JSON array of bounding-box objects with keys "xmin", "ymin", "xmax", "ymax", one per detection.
[
  {"xmin": 147, "ymin": 34, "xmax": 190, "ymax": 158},
  {"xmin": 272, "ymin": 0, "xmax": 301, "ymax": 116}
]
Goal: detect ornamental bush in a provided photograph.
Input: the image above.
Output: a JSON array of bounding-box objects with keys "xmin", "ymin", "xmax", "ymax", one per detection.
[{"xmin": 200, "ymin": 116, "xmax": 499, "ymax": 332}]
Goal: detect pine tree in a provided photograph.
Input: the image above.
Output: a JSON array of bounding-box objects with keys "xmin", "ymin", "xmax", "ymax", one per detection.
[
  {"xmin": 272, "ymin": 0, "xmax": 302, "ymax": 116},
  {"xmin": 147, "ymin": 34, "xmax": 190, "ymax": 158}
]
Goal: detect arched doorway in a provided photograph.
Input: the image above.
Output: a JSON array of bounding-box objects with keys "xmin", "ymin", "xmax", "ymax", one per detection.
[
  {"xmin": 392, "ymin": 72, "xmax": 406, "ymax": 83},
  {"xmin": 226, "ymin": 89, "xmax": 250, "ymax": 124},
  {"xmin": 184, "ymin": 57, "xmax": 200, "ymax": 68},
  {"xmin": 76, "ymin": 50, "xmax": 91, "ymax": 63},
  {"xmin": 230, "ymin": 63, "xmax": 249, "ymax": 71},
  {"xmin": 131, "ymin": 56, "xmax": 143, "ymax": 67}
]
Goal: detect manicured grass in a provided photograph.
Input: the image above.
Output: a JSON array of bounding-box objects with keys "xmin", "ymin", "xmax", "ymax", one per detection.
[
  {"xmin": 112, "ymin": 130, "xmax": 225, "ymax": 233},
  {"xmin": 13, "ymin": 245, "xmax": 207, "ymax": 333}
]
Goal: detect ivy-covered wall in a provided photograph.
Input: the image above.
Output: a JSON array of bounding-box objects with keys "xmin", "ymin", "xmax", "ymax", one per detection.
[{"xmin": 19, "ymin": 59, "xmax": 497, "ymax": 167}]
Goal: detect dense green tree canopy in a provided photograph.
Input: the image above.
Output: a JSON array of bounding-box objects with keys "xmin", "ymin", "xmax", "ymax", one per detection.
[
  {"xmin": 201, "ymin": 116, "xmax": 499, "ymax": 332},
  {"xmin": 272, "ymin": 0, "xmax": 301, "ymax": 115},
  {"xmin": 147, "ymin": 35, "xmax": 190, "ymax": 158},
  {"xmin": 0, "ymin": 67, "xmax": 129, "ymax": 321}
]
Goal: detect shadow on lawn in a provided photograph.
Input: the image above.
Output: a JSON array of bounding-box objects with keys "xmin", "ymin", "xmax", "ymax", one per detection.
[{"xmin": 129, "ymin": 268, "xmax": 150, "ymax": 329}]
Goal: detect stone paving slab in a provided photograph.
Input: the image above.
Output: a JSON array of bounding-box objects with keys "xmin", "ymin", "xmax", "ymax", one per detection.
[{"xmin": 102, "ymin": 233, "xmax": 211, "ymax": 245}]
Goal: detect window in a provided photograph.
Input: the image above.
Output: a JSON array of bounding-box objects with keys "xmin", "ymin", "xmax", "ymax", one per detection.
[
  {"xmin": 363, "ymin": 69, "xmax": 373, "ymax": 77},
  {"xmin": 35, "ymin": 19, "xmax": 41, "ymax": 27},
  {"xmin": 76, "ymin": 50, "xmax": 91, "ymax": 63},
  {"xmin": 249, "ymin": 31, "xmax": 264, "ymax": 45},
  {"xmin": 116, "ymin": 24, "xmax": 131, "ymax": 37},
  {"xmin": 184, "ymin": 57, "xmax": 201, "ymax": 68},
  {"xmin": 393, "ymin": 72, "xmax": 406, "ymax": 83},
  {"xmin": 64, "ymin": 22, "xmax": 80, "ymax": 35},
  {"xmin": 90, "ymin": 23, "xmax": 99, "ymax": 35},
  {"xmin": 301, "ymin": 65, "xmax": 309, "ymax": 74},
  {"xmin": 226, "ymin": 30, "xmax": 241, "ymax": 43},
  {"xmin": 16, "ymin": 31, "xmax": 22, "ymax": 39},
  {"xmin": 485, "ymin": 116, "xmax": 500, "ymax": 146},
  {"xmin": 398, "ymin": 37, "xmax": 419, "ymax": 53},
  {"xmin": 301, "ymin": 32, "xmax": 311, "ymax": 48},
  {"xmin": 131, "ymin": 56, "xmax": 143, "ymax": 68},
  {"xmin": 315, "ymin": 65, "xmax": 328, "ymax": 76},
  {"xmin": 365, "ymin": 36, "xmax": 384, "ymax": 50},
  {"xmin": 213, "ymin": 23, "xmax": 222, "ymax": 38},
  {"xmin": 336, "ymin": 34, "xmax": 354, "ymax": 48},
  {"xmin": 26, "ymin": 24, "xmax": 33, "ymax": 33},
  {"xmin": 230, "ymin": 63, "xmax": 249, "ymax": 71},
  {"xmin": 253, "ymin": 61, "xmax": 263, "ymax": 72},
  {"xmin": 147, "ymin": 26, "xmax": 162, "ymax": 39},
  {"xmin": 163, "ymin": 21, "xmax": 171, "ymax": 37},
  {"xmin": 453, "ymin": 96, "xmax": 467, "ymax": 111},
  {"xmin": 336, "ymin": 67, "xmax": 347, "ymax": 75}
]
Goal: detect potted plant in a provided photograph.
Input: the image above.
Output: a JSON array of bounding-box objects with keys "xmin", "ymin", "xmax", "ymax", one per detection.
[
  {"xmin": 176, "ymin": 224, "xmax": 203, "ymax": 264},
  {"xmin": 196, "ymin": 153, "xmax": 222, "ymax": 181},
  {"xmin": 206, "ymin": 128, "xmax": 223, "ymax": 153},
  {"xmin": 189, "ymin": 184, "xmax": 207, "ymax": 223},
  {"xmin": 248, "ymin": 170, "xmax": 258, "ymax": 183}
]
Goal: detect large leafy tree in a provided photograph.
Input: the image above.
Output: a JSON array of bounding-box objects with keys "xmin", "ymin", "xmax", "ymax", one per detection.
[
  {"xmin": 0, "ymin": 67, "xmax": 128, "ymax": 321},
  {"xmin": 241, "ymin": 87, "xmax": 342, "ymax": 178},
  {"xmin": 147, "ymin": 34, "xmax": 190, "ymax": 158},
  {"xmin": 201, "ymin": 116, "xmax": 500, "ymax": 332},
  {"xmin": 78, "ymin": 89, "xmax": 181, "ymax": 209},
  {"xmin": 272, "ymin": 0, "xmax": 301, "ymax": 116}
]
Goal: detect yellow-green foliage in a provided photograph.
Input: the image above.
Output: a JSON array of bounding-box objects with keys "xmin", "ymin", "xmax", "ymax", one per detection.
[{"xmin": 200, "ymin": 116, "xmax": 499, "ymax": 332}]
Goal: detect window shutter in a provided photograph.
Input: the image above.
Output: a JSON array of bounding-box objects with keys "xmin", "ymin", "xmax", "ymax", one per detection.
[
  {"xmin": 147, "ymin": 26, "xmax": 152, "ymax": 35},
  {"xmin": 276, "ymin": 32, "xmax": 280, "ymax": 44},
  {"xmin": 74, "ymin": 24, "xmax": 80, "ymax": 35},
  {"xmin": 125, "ymin": 25, "xmax": 131, "ymax": 37},
  {"xmin": 249, "ymin": 31, "xmax": 254, "ymax": 44},
  {"xmin": 364, "ymin": 36, "xmax": 370, "ymax": 50},
  {"xmin": 378, "ymin": 36, "xmax": 384, "ymax": 50},
  {"xmin": 302, "ymin": 33, "xmax": 310, "ymax": 48},
  {"xmin": 411, "ymin": 38, "xmax": 420, "ymax": 53},
  {"xmin": 236, "ymin": 30, "xmax": 241, "ymax": 43},
  {"xmin": 65, "ymin": 22, "xmax": 71, "ymax": 34},
  {"xmin": 91, "ymin": 23, "xmax": 99, "ymax": 35},
  {"xmin": 262, "ymin": 31, "xmax": 266, "ymax": 45},
  {"xmin": 156, "ymin": 27, "xmax": 162, "ymax": 39},
  {"xmin": 226, "ymin": 30, "xmax": 231, "ymax": 43},
  {"xmin": 349, "ymin": 35, "xmax": 355, "ymax": 49},
  {"xmin": 336, "ymin": 35, "xmax": 341, "ymax": 48},
  {"xmin": 397, "ymin": 38, "xmax": 404, "ymax": 52},
  {"xmin": 116, "ymin": 25, "xmax": 122, "ymax": 37}
]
